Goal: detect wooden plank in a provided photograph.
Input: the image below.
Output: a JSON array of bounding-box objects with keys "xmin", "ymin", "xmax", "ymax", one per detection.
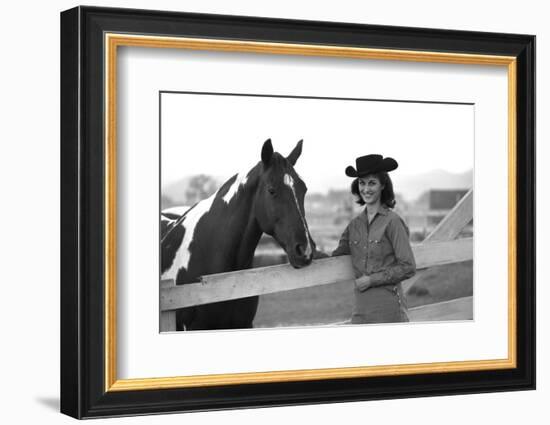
[
  {"xmin": 413, "ymin": 237, "xmax": 472, "ymax": 268},
  {"xmin": 161, "ymin": 256, "xmax": 352, "ymax": 311},
  {"xmin": 408, "ymin": 296, "xmax": 473, "ymax": 321},
  {"xmin": 403, "ymin": 189, "xmax": 473, "ymax": 293},
  {"xmin": 424, "ymin": 188, "xmax": 473, "ymax": 242},
  {"xmin": 160, "ymin": 238, "xmax": 472, "ymax": 310},
  {"xmin": 159, "ymin": 279, "xmax": 176, "ymax": 331},
  {"xmin": 160, "ymin": 311, "xmax": 176, "ymax": 332}
]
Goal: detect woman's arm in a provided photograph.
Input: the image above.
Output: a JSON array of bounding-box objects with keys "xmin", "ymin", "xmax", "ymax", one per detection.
[
  {"xmin": 331, "ymin": 225, "xmax": 351, "ymax": 256},
  {"xmin": 368, "ymin": 216, "xmax": 416, "ymax": 287}
]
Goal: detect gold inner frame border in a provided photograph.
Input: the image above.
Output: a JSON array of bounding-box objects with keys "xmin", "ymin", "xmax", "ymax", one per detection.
[{"xmin": 104, "ymin": 33, "xmax": 517, "ymax": 392}]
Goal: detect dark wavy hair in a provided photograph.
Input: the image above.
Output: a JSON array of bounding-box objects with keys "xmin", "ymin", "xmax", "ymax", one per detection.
[{"xmin": 351, "ymin": 172, "xmax": 396, "ymax": 208}]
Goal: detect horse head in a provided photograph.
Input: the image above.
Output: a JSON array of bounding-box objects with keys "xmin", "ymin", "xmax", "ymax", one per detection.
[{"xmin": 254, "ymin": 139, "xmax": 314, "ymax": 268}]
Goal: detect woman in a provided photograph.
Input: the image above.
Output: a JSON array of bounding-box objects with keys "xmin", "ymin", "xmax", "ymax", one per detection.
[{"xmin": 332, "ymin": 154, "xmax": 416, "ymax": 324}]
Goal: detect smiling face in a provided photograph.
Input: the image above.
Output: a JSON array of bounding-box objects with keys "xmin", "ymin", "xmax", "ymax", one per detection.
[{"xmin": 358, "ymin": 174, "xmax": 385, "ymax": 207}]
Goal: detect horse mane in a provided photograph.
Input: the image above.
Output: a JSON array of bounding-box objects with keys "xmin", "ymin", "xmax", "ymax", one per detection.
[{"xmin": 213, "ymin": 162, "xmax": 262, "ymax": 201}]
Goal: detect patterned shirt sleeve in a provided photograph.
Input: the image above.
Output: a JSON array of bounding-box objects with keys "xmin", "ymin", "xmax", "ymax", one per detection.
[
  {"xmin": 369, "ymin": 216, "xmax": 416, "ymax": 286},
  {"xmin": 332, "ymin": 225, "xmax": 351, "ymax": 256}
]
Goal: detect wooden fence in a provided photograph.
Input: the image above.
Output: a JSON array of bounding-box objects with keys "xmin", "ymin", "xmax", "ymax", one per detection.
[{"xmin": 160, "ymin": 189, "xmax": 473, "ymax": 331}]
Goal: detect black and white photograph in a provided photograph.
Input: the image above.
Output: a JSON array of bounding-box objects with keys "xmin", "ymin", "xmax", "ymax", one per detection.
[{"xmin": 159, "ymin": 91, "xmax": 474, "ymax": 332}]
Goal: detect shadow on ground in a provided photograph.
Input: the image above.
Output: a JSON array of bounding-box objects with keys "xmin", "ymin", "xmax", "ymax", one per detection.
[{"xmin": 35, "ymin": 396, "xmax": 59, "ymax": 412}]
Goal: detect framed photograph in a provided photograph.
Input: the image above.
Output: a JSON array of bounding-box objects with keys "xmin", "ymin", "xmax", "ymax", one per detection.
[{"xmin": 60, "ymin": 6, "xmax": 535, "ymax": 419}]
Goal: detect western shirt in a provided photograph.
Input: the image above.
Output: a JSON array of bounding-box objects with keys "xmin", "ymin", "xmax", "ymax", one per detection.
[{"xmin": 332, "ymin": 206, "xmax": 416, "ymax": 287}]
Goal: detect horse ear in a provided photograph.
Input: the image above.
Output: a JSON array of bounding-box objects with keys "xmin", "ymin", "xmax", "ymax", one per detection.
[
  {"xmin": 286, "ymin": 139, "xmax": 303, "ymax": 166},
  {"xmin": 261, "ymin": 139, "xmax": 274, "ymax": 166}
]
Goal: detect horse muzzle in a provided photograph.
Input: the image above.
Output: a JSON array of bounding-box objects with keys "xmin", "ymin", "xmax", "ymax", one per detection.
[{"xmin": 288, "ymin": 243, "xmax": 313, "ymax": 268}]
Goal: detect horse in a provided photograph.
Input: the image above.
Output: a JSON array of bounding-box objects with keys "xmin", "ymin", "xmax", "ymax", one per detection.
[{"xmin": 161, "ymin": 139, "xmax": 314, "ymax": 330}]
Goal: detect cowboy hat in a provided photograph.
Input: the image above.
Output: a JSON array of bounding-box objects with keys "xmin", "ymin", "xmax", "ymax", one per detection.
[{"xmin": 345, "ymin": 154, "xmax": 398, "ymax": 178}]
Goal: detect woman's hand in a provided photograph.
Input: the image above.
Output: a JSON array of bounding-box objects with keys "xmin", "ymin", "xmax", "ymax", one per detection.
[
  {"xmin": 313, "ymin": 249, "xmax": 329, "ymax": 259},
  {"xmin": 355, "ymin": 275, "xmax": 372, "ymax": 292}
]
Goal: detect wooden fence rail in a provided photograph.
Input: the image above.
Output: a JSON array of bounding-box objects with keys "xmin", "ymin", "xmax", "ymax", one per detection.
[{"xmin": 161, "ymin": 237, "xmax": 472, "ymax": 311}]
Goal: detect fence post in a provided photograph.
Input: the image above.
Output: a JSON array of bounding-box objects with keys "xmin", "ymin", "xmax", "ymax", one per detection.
[{"xmin": 160, "ymin": 279, "xmax": 177, "ymax": 332}]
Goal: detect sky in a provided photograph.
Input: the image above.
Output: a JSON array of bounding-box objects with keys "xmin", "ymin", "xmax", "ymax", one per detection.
[{"xmin": 161, "ymin": 92, "xmax": 474, "ymax": 196}]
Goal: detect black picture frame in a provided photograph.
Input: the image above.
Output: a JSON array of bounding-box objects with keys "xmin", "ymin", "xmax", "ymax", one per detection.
[{"xmin": 60, "ymin": 5, "xmax": 535, "ymax": 419}]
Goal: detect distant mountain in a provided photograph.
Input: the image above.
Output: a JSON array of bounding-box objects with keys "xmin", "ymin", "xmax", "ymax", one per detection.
[
  {"xmin": 393, "ymin": 169, "xmax": 473, "ymax": 202},
  {"xmin": 162, "ymin": 169, "xmax": 472, "ymax": 208}
]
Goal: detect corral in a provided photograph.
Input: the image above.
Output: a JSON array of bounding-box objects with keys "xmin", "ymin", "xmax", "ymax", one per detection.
[{"xmin": 160, "ymin": 189, "xmax": 473, "ymax": 331}]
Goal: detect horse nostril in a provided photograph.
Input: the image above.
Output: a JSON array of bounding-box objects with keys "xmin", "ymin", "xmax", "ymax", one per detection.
[{"xmin": 295, "ymin": 244, "xmax": 306, "ymax": 257}]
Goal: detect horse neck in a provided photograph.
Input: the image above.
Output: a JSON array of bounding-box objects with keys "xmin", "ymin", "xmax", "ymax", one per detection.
[
  {"xmin": 234, "ymin": 210, "xmax": 263, "ymax": 269},
  {"xmin": 214, "ymin": 166, "xmax": 263, "ymax": 268}
]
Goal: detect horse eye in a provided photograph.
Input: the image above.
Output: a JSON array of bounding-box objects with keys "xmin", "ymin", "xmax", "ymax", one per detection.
[{"xmin": 268, "ymin": 187, "xmax": 276, "ymax": 196}]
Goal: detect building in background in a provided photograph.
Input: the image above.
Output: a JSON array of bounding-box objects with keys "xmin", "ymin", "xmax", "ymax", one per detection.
[{"xmin": 405, "ymin": 189, "xmax": 472, "ymax": 241}]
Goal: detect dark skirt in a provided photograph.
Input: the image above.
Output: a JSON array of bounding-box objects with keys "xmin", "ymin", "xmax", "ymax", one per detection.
[{"xmin": 351, "ymin": 284, "xmax": 409, "ymax": 324}]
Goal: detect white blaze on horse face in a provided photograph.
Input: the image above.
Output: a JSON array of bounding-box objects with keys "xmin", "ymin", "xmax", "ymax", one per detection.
[
  {"xmin": 283, "ymin": 173, "xmax": 312, "ymax": 258},
  {"xmin": 161, "ymin": 194, "xmax": 216, "ymax": 281},
  {"xmin": 222, "ymin": 171, "xmax": 249, "ymax": 204}
]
